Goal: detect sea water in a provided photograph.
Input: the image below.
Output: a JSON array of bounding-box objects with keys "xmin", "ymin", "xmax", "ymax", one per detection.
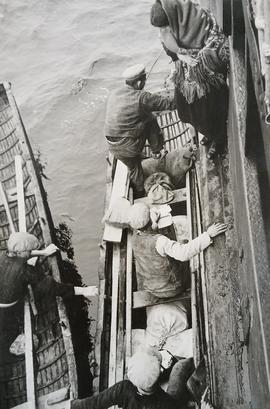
[{"xmin": 0, "ymin": 0, "xmax": 170, "ymax": 288}]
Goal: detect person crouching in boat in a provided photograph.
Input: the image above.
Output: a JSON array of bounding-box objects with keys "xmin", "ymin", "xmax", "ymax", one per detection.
[
  {"xmin": 70, "ymin": 348, "xmax": 184, "ymax": 409},
  {"xmin": 104, "ymin": 64, "xmax": 175, "ymax": 196},
  {"xmin": 150, "ymin": 0, "xmax": 229, "ymax": 159},
  {"xmin": 130, "ymin": 203, "xmax": 227, "ymax": 298},
  {"xmin": 0, "ymin": 232, "xmax": 98, "ymax": 336}
]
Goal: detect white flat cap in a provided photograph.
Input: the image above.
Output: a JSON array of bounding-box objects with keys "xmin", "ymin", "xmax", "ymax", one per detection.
[
  {"xmin": 122, "ymin": 64, "xmax": 146, "ymax": 81},
  {"xmin": 127, "ymin": 348, "xmax": 161, "ymax": 393}
]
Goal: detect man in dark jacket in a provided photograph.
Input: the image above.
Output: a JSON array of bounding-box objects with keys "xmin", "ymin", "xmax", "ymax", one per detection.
[
  {"xmin": 105, "ymin": 64, "xmax": 175, "ymax": 195},
  {"xmin": 0, "ymin": 232, "xmax": 98, "ymax": 338},
  {"xmin": 71, "ymin": 349, "xmax": 179, "ymax": 409}
]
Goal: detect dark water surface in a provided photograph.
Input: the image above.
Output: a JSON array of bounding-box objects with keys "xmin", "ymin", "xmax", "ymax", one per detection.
[{"xmin": 0, "ymin": 0, "xmax": 170, "ymax": 287}]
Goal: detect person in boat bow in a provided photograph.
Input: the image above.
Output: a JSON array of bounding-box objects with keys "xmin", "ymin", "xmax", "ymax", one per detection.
[
  {"xmin": 129, "ymin": 203, "xmax": 227, "ymax": 298},
  {"xmin": 0, "ymin": 232, "xmax": 98, "ymax": 312},
  {"xmin": 71, "ymin": 348, "xmax": 190, "ymax": 409},
  {"xmin": 104, "ymin": 63, "xmax": 176, "ymax": 196}
]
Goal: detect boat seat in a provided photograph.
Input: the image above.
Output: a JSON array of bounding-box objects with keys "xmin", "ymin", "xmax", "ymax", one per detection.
[
  {"xmin": 103, "ymin": 160, "xmax": 130, "ymax": 243},
  {"xmin": 134, "ymin": 187, "xmax": 187, "ymax": 205},
  {"xmin": 133, "ymin": 289, "xmax": 191, "ymax": 309}
]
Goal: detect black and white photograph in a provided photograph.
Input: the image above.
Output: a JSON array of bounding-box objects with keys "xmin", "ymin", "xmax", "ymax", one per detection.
[{"xmin": 0, "ymin": 1, "xmax": 270, "ymax": 408}]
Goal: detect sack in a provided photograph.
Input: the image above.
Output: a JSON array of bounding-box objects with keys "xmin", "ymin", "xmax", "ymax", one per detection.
[
  {"xmin": 146, "ymin": 301, "xmax": 193, "ymax": 358},
  {"xmin": 9, "ymin": 333, "xmax": 39, "ymax": 356}
]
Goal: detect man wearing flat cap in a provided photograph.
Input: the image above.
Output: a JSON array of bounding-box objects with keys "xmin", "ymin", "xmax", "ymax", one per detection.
[
  {"xmin": 70, "ymin": 348, "xmax": 179, "ymax": 409},
  {"xmin": 0, "ymin": 232, "xmax": 98, "ymax": 337},
  {"xmin": 104, "ymin": 63, "xmax": 175, "ymax": 196}
]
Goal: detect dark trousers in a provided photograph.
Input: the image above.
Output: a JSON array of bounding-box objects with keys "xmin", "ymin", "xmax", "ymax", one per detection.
[{"xmin": 107, "ymin": 116, "xmax": 163, "ymax": 193}]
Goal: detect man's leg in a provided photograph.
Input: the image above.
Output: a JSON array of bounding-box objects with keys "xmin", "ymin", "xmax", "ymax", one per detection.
[
  {"xmin": 144, "ymin": 116, "xmax": 164, "ymax": 155},
  {"xmin": 118, "ymin": 156, "xmax": 145, "ymax": 196},
  {"xmin": 167, "ymin": 358, "xmax": 195, "ymax": 402}
]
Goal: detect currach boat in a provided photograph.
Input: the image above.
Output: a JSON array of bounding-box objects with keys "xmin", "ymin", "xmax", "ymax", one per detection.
[
  {"xmin": 0, "ymin": 82, "xmax": 77, "ymax": 409},
  {"xmin": 93, "ymin": 105, "xmax": 206, "ymax": 397}
]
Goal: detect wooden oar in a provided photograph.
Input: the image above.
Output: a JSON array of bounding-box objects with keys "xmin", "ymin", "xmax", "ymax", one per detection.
[{"xmin": 15, "ymin": 155, "xmax": 36, "ymax": 409}]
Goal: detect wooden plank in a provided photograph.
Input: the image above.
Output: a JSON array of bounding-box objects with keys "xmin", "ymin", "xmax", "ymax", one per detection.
[
  {"xmin": 116, "ymin": 244, "xmax": 126, "ymax": 383},
  {"xmin": 11, "ymin": 403, "xmax": 32, "ymax": 409},
  {"xmin": 135, "ymin": 188, "xmax": 187, "ymax": 205},
  {"xmin": 108, "ymin": 244, "xmax": 120, "ymax": 387},
  {"xmin": 93, "ymin": 157, "xmax": 114, "ymax": 393},
  {"xmin": 15, "ymin": 156, "xmax": 26, "ymax": 232},
  {"xmin": 0, "ymin": 181, "xmax": 15, "ymax": 233},
  {"xmin": 125, "ymin": 231, "xmax": 133, "ymax": 360},
  {"xmin": 37, "ymin": 387, "xmax": 70, "ymax": 409},
  {"xmin": 103, "ymin": 160, "xmax": 129, "ymax": 243},
  {"xmin": 133, "ymin": 289, "xmax": 190, "ymax": 309},
  {"xmin": 186, "ymin": 171, "xmax": 200, "ymax": 366},
  {"xmin": 15, "ymin": 155, "xmax": 36, "ymax": 409},
  {"xmin": 23, "ymin": 300, "xmax": 36, "ymax": 409}
]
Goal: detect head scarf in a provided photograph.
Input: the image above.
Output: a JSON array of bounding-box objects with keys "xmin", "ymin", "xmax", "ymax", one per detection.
[
  {"xmin": 150, "ymin": 1, "xmax": 169, "ymax": 27},
  {"xmin": 156, "ymin": 0, "xmax": 211, "ymax": 50}
]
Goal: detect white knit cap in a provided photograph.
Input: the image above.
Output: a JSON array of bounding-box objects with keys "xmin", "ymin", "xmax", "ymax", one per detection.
[
  {"xmin": 7, "ymin": 232, "xmax": 40, "ymax": 253},
  {"xmin": 129, "ymin": 203, "xmax": 150, "ymax": 230},
  {"xmin": 127, "ymin": 348, "xmax": 162, "ymax": 393},
  {"xmin": 122, "ymin": 64, "xmax": 146, "ymax": 81}
]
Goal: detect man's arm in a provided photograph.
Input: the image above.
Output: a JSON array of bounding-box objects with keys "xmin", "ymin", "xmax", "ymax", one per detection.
[
  {"xmin": 31, "ymin": 243, "xmax": 59, "ymax": 258},
  {"xmin": 156, "ymin": 232, "xmax": 212, "ymax": 261},
  {"xmin": 139, "ymin": 91, "xmax": 176, "ymax": 114},
  {"xmin": 71, "ymin": 380, "xmax": 131, "ymax": 409},
  {"xmin": 156, "ymin": 223, "xmax": 227, "ymax": 261}
]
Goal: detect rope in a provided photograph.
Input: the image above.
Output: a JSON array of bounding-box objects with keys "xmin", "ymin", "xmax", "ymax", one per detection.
[{"xmin": 146, "ymin": 49, "xmax": 164, "ymax": 81}]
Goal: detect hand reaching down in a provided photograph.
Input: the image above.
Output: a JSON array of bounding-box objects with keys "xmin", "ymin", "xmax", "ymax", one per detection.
[
  {"xmin": 43, "ymin": 243, "xmax": 60, "ymax": 257},
  {"xmin": 207, "ymin": 223, "xmax": 227, "ymax": 238}
]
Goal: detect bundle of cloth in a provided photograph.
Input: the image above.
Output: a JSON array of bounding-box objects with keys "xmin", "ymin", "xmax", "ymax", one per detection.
[{"xmin": 132, "ymin": 300, "xmax": 193, "ymax": 359}]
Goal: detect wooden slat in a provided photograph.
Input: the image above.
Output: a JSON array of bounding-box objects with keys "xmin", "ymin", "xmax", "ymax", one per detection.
[
  {"xmin": 134, "ymin": 188, "xmax": 187, "ymax": 205},
  {"xmin": 103, "ymin": 160, "xmax": 129, "ymax": 243},
  {"xmin": 125, "ymin": 231, "xmax": 133, "ymax": 360},
  {"xmin": 133, "ymin": 289, "xmax": 190, "ymax": 309},
  {"xmin": 15, "ymin": 156, "xmax": 26, "ymax": 232},
  {"xmin": 93, "ymin": 157, "xmax": 114, "ymax": 393},
  {"xmin": 11, "ymin": 403, "xmax": 32, "ymax": 409},
  {"xmin": 186, "ymin": 171, "xmax": 200, "ymax": 366},
  {"xmin": 23, "ymin": 300, "xmax": 36, "ymax": 409},
  {"xmin": 108, "ymin": 244, "xmax": 120, "ymax": 387},
  {"xmin": 0, "ymin": 180, "xmax": 15, "ymax": 233},
  {"xmin": 15, "ymin": 155, "xmax": 36, "ymax": 409},
  {"xmin": 115, "ymin": 244, "xmax": 126, "ymax": 383},
  {"xmin": 37, "ymin": 387, "xmax": 70, "ymax": 409}
]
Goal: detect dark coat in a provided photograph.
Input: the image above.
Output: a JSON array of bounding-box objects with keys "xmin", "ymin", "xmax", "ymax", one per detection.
[{"xmin": 71, "ymin": 380, "xmax": 178, "ymax": 409}]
